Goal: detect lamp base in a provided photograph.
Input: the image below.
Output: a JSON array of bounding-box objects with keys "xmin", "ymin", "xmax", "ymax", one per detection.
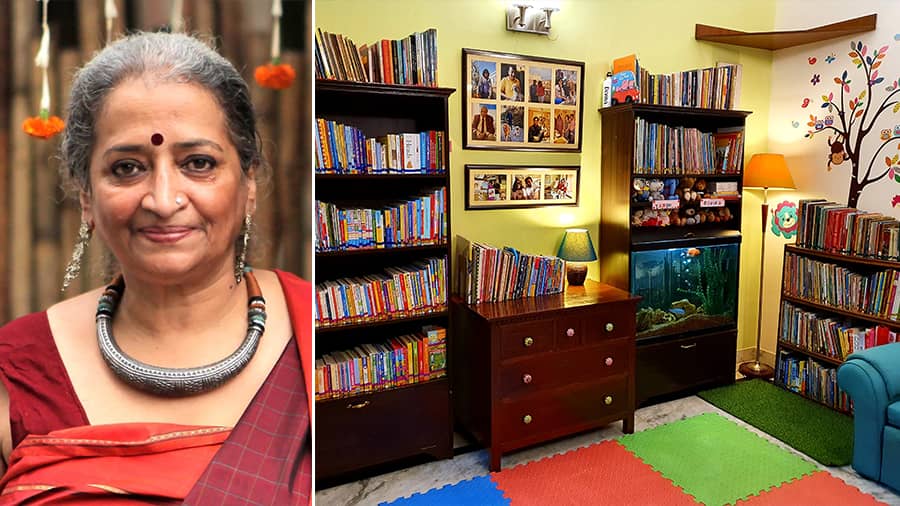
[
  {"xmin": 566, "ymin": 264, "xmax": 588, "ymax": 286},
  {"xmin": 738, "ymin": 360, "xmax": 775, "ymax": 380}
]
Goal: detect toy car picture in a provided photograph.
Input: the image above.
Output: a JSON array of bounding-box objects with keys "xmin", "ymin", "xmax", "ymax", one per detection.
[{"xmin": 611, "ymin": 70, "xmax": 639, "ymax": 105}]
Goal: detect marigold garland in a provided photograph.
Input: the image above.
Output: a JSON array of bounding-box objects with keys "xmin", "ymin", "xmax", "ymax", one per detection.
[
  {"xmin": 254, "ymin": 62, "xmax": 296, "ymax": 89},
  {"xmin": 23, "ymin": 113, "xmax": 65, "ymax": 140}
]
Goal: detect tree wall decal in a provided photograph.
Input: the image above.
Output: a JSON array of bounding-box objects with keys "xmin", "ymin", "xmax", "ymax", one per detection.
[{"xmin": 803, "ymin": 40, "xmax": 900, "ymax": 208}]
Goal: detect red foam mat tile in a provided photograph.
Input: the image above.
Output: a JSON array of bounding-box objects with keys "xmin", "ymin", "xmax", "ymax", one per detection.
[
  {"xmin": 490, "ymin": 440, "xmax": 701, "ymax": 506},
  {"xmin": 736, "ymin": 471, "xmax": 888, "ymax": 505}
]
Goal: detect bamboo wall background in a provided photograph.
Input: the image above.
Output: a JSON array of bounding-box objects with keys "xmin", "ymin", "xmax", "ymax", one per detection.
[{"xmin": 0, "ymin": 0, "xmax": 312, "ymax": 323}]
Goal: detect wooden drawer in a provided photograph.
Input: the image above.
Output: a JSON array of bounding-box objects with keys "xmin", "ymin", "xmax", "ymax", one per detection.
[
  {"xmin": 553, "ymin": 313, "xmax": 587, "ymax": 349},
  {"xmin": 590, "ymin": 301, "xmax": 636, "ymax": 342},
  {"xmin": 636, "ymin": 329, "xmax": 736, "ymax": 403},
  {"xmin": 496, "ymin": 377, "xmax": 629, "ymax": 447},
  {"xmin": 315, "ymin": 380, "xmax": 451, "ymax": 479},
  {"xmin": 499, "ymin": 319, "xmax": 554, "ymax": 359},
  {"xmin": 498, "ymin": 339, "xmax": 632, "ymax": 399}
]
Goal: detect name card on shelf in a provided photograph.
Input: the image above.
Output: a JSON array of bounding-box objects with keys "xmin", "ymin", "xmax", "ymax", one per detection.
[
  {"xmin": 652, "ymin": 200, "xmax": 680, "ymax": 210},
  {"xmin": 700, "ymin": 198, "xmax": 725, "ymax": 208}
]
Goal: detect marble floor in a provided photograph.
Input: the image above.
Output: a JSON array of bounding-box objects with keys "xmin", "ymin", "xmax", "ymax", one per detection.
[{"xmin": 316, "ymin": 395, "xmax": 900, "ymax": 506}]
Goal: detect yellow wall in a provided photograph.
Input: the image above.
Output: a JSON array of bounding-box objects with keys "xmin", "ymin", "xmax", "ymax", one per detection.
[{"xmin": 316, "ymin": 0, "xmax": 776, "ymax": 351}]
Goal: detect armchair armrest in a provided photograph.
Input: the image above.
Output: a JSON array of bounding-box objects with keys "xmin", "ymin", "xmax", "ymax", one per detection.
[{"xmin": 838, "ymin": 345, "xmax": 900, "ymax": 481}]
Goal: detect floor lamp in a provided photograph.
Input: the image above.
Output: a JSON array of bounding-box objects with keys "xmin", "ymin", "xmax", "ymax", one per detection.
[{"xmin": 738, "ymin": 153, "xmax": 795, "ymax": 379}]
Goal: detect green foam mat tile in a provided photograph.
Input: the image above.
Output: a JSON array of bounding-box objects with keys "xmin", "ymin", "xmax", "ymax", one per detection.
[
  {"xmin": 619, "ymin": 413, "xmax": 818, "ymax": 506},
  {"xmin": 698, "ymin": 378, "xmax": 853, "ymax": 466}
]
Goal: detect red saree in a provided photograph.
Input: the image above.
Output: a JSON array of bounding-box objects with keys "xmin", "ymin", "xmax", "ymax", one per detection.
[{"xmin": 0, "ymin": 270, "xmax": 312, "ymax": 505}]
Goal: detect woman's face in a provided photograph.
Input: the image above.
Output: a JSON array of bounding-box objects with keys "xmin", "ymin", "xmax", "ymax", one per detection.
[{"xmin": 81, "ymin": 78, "xmax": 256, "ymax": 284}]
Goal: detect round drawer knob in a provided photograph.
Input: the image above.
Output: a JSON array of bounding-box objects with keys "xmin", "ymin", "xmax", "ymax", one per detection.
[
  {"xmin": 522, "ymin": 373, "xmax": 533, "ymax": 384},
  {"xmin": 524, "ymin": 336, "xmax": 534, "ymax": 347},
  {"xmin": 605, "ymin": 357, "xmax": 613, "ymax": 366},
  {"xmin": 523, "ymin": 414, "xmax": 533, "ymax": 424},
  {"xmin": 605, "ymin": 322, "xmax": 615, "ymax": 332},
  {"xmin": 604, "ymin": 396, "xmax": 613, "ymax": 405},
  {"xmin": 566, "ymin": 328, "xmax": 575, "ymax": 337}
]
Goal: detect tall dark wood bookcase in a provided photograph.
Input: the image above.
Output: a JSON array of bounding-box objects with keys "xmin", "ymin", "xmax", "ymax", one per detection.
[
  {"xmin": 598, "ymin": 103, "xmax": 751, "ymax": 405},
  {"xmin": 314, "ymin": 80, "xmax": 455, "ymax": 484},
  {"xmin": 775, "ymin": 244, "xmax": 900, "ymax": 413}
]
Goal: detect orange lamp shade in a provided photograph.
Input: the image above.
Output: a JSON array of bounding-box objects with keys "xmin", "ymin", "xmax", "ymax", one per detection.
[{"xmin": 743, "ymin": 153, "xmax": 795, "ymax": 190}]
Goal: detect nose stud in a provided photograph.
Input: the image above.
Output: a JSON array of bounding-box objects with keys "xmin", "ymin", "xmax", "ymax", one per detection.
[{"xmin": 175, "ymin": 196, "xmax": 184, "ymax": 206}]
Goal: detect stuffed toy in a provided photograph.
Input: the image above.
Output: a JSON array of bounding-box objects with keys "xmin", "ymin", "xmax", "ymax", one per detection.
[
  {"xmin": 716, "ymin": 207, "xmax": 733, "ymax": 222},
  {"xmin": 678, "ymin": 177, "xmax": 698, "ymax": 203},
  {"xmin": 680, "ymin": 207, "xmax": 698, "ymax": 225},
  {"xmin": 632, "ymin": 209, "xmax": 645, "ymax": 226},
  {"xmin": 657, "ymin": 211, "xmax": 671, "ymax": 227},
  {"xmin": 648, "ymin": 179, "xmax": 665, "ymax": 200},
  {"xmin": 692, "ymin": 179, "xmax": 707, "ymax": 195},
  {"xmin": 663, "ymin": 178, "xmax": 678, "ymax": 200},
  {"xmin": 632, "ymin": 178, "xmax": 650, "ymax": 202}
]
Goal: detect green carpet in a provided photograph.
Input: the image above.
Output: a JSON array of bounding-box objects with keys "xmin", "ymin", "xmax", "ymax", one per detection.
[
  {"xmin": 620, "ymin": 412, "xmax": 819, "ymax": 505},
  {"xmin": 697, "ymin": 379, "xmax": 853, "ymax": 466}
]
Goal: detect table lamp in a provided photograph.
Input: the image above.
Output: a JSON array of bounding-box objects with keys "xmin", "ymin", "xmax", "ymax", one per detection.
[
  {"xmin": 739, "ymin": 153, "xmax": 795, "ymax": 379},
  {"xmin": 557, "ymin": 228, "xmax": 597, "ymax": 286}
]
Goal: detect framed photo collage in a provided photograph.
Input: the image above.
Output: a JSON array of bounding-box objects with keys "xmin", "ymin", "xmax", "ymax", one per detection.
[{"xmin": 463, "ymin": 48, "xmax": 584, "ymax": 152}]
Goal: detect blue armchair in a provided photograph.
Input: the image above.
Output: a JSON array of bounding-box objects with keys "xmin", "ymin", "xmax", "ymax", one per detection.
[{"xmin": 838, "ymin": 342, "xmax": 900, "ymax": 491}]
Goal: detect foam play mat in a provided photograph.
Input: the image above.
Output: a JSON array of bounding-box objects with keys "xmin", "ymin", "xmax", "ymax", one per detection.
[{"xmin": 380, "ymin": 413, "xmax": 886, "ymax": 506}]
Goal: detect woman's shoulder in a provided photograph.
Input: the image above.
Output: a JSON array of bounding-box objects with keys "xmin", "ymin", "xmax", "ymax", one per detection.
[{"xmin": 0, "ymin": 311, "xmax": 50, "ymax": 342}]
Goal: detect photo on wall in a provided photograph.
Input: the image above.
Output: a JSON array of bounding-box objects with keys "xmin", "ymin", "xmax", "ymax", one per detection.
[
  {"xmin": 471, "ymin": 103, "xmax": 497, "ymax": 141},
  {"xmin": 528, "ymin": 66, "xmax": 552, "ymax": 104},
  {"xmin": 471, "ymin": 60, "xmax": 497, "ymax": 100},
  {"xmin": 465, "ymin": 165, "xmax": 579, "ymax": 209},
  {"xmin": 463, "ymin": 48, "xmax": 584, "ymax": 151},
  {"xmin": 527, "ymin": 107, "xmax": 551, "ymax": 144}
]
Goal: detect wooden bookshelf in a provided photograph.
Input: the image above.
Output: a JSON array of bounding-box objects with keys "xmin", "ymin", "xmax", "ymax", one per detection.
[
  {"xmin": 775, "ymin": 242, "xmax": 900, "ymax": 413},
  {"xmin": 599, "ymin": 103, "xmax": 750, "ymax": 404},
  {"xmin": 314, "ymin": 79, "xmax": 455, "ymax": 484},
  {"xmin": 695, "ymin": 14, "xmax": 877, "ymax": 50}
]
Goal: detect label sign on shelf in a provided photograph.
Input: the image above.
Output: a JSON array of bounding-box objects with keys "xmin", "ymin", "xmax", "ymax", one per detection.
[
  {"xmin": 652, "ymin": 200, "xmax": 680, "ymax": 210},
  {"xmin": 700, "ymin": 198, "xmax": 725, "ymax": 208}
]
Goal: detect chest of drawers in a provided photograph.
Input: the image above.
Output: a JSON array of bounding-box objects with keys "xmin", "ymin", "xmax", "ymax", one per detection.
[{"xmin": 451, "ymin": 281, "xmax": 639, "ymax": 471}]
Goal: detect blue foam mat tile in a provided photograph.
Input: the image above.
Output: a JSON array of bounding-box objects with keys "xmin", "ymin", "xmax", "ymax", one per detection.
[{"xmin": 379, "ymin": 475, "xmax": 510, "ymax": 506}]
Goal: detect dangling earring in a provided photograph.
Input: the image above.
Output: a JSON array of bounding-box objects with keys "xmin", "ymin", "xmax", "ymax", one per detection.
[
  {"xmin": 235, "ymin": 213, "xmax": 252, "ymax": 284},
  {"xmin": 62, "ymin": 220, "xmax": 92, "ymax": 292}
]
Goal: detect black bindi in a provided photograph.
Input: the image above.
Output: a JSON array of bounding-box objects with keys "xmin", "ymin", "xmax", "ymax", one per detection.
[{"xmin": 151, "ymin": 133, "xmax": 164, "ymax": 146}]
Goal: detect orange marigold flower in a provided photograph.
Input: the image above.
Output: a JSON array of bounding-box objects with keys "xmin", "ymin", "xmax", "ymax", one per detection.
[
  {"xmin": 255, "ymin": 63, "xmax": 296, "ymax": 90},
  {"xmin": 22, "ymin": 115, "xmax": 65, "ymax": 140}
]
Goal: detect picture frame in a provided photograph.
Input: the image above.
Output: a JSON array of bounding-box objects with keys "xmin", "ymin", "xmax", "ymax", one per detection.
[
  {"xmin": 463, "ymin": 48, "xmax": 585, "ymax": 152},
  {"xmin": 465, "ymin": 165, "xmax": 580, "ymax": 209}
]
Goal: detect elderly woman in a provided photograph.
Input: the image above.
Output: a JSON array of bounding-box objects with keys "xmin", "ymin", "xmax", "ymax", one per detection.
[{"xmin": 0, "ymin": 33, "xmax": 311, "ymax": 503}]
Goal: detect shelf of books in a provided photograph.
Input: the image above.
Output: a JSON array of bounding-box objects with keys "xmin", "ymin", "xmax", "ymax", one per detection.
[
  {"xmin": 315, "ymin": 28, "xmax": 438, "ymax": 87},
  {"xmin": 605, "ymin": 54, "xmax": 742, "ymax": 110},
  {"xmin": 314, "ymin": 73, "xmax": 454, "ymax": 484},
  {"xmin": 316, "ymin": 325, "xmax": 447, "ymax": 401},
  {"xmin": 455, "ymin": 237, "xmax": 566, "ymax": 305},
  {"xmin": 775, "ymin": 200, "xmax": 900, "ymax": 413}
]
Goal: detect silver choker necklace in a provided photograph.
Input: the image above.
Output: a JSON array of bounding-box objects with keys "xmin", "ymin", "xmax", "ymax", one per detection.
[{"xmin": 95, "ymin": 270, "xmax": 266, "ymax": 397}]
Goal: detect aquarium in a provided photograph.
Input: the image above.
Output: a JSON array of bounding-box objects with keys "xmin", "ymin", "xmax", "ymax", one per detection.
[{"xmin": 630, "ymin": 243, "xmax": 739, "ymax": 339}]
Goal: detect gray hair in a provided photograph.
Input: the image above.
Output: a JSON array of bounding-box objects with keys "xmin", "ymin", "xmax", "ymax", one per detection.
[{"xmin": 60, "ymin": 31, "xmax": 266, "ymax": 193}]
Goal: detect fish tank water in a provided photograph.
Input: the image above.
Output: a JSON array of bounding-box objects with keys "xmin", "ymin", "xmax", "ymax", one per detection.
[{"xmin": 630, "ymin": 243, "xmax": 739, "ymax": 339}]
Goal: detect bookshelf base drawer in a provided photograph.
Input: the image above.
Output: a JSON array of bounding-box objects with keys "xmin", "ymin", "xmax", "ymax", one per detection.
[
  {"xmin": 315, "ymin": 379, "xmax": 451, "ymax": 480},
  {"xmin": 636, "ymin": 330, "xmax": 736, "ymax": 403}
]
